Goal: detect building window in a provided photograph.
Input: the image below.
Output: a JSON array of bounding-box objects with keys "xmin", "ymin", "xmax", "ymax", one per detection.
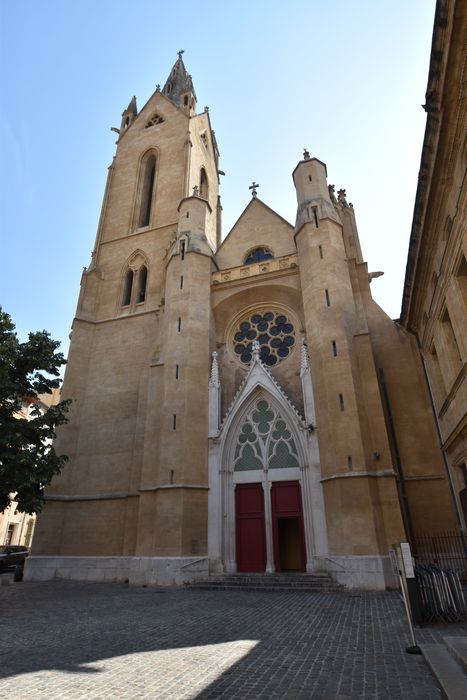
[
  {"xmin": 200, "ymin": 167, "xmax": 208, "ymax": 199},
  {"xmin": 122, "ymin": 269, "xmax": 134, "ymax": 306},
  {"xmin": 232, "ymin": 310, "xmax": 295, "ymax": 366},
  {"xmin": 234, "ymin": 397, "xmax": 299, "ymax": 471},
  {"xmin": 145, "ymin": 113, "xmax": 164, "ymax": 128},
  {"xmin": 136, "ymin": 266, "xmax": 148, "ymax": 303},
  {"xmin": 137, "ymin": 154, "xmax": 157, "ymax": 228},
  {"xmin": 244, "ymin": 247, "xmax": 274, "ymax": 265}
]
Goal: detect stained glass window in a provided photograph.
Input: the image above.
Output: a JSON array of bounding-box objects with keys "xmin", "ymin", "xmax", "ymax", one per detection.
[
  {"xmin": 232, "ymin": 311, "xmax": 295, "ymax": 365},
  {"xmin": 234, "ymin": 398, "xmax": 299, "ymax": 471},
  {"xmin": 244, "ymin": 247, "xmax": 273, "ymax": 264}
]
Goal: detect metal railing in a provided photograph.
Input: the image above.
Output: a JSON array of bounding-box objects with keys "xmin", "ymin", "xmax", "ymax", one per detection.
[{"xmin": 413, "ymin": 532, "xmax": 467, "ymax": 581}]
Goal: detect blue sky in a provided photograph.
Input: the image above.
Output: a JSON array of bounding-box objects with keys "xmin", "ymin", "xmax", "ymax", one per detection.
[{"xmin": 0, "ymin": 0, "xmax": 435, "ymax": 356}]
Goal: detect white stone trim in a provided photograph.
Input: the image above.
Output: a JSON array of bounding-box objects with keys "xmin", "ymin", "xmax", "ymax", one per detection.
[
  {"xmin": 208, "ymin": 356, "xmax": 328, "ymax": 575},
  {"xmin": 24, "ymin": 556, "xmax": 209, "ymax": 586},
  {"xmin": 316, "ymin": 555, "xmax": 396, "ymax": 590}
]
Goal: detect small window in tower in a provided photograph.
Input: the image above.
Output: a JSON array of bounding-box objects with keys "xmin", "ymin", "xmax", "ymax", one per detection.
[
  {"xmin": 122, "ymin": 269, "xmax": 134, "ymax": 306},
  {"xmin": 325, "ymin": 289, "xmax": 331, "ymax": 306},
  {"xmin": 201, "ymin": 132, "xmax": 208, "ymax": 150},
  {"xmin": 180, "ymin": 240, "xmax": 186, "ymax": 260},
  {"xmin": 166, "ymin": 82, "xmax": 172, "ymax": 94},
  {"xmin": 124, "ymin": 116, "xmax": 130, "ymax": 128},
  {"xmin": 319, "ymin": 245, "xmax": 323, "ymax": 259},
  {"xmin": 244, "ymin": 247, "xmax": 274, "ymax": 265},
  {"xmin": 136, "ymin": 266, "xmax": 148, "ymax": 303},
  {"xmin": 139, "ymin": 155, "xmax": 156, "ymax": 228},
  {"xmin": 332, "ymin": 340, "xmax": 337, "ymax": 357},
  {"xmin": 184, "ymin": 95, "xmax": 188, "ymax": 106},
  {"xmin": 312, "ymin": 207, "xmax": 319, "ymax": 228},
  {"xmin": 200, "ymin": 168, "xmax": 209, "ymax": 199},
  {"xmin": 339, "ymin": 394, "xmax": 345, "ymax": 411}
]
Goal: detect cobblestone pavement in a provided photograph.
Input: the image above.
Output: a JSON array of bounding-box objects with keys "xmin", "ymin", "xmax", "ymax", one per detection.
[{"xmin": 1, "ymin": 579, "xmax": 467, "ymax": 699}]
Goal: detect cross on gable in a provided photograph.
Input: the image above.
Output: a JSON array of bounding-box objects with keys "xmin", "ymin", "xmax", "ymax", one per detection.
[{"xmin": 249, "ymin": 182, "xmax": 259, "ymax": 197}]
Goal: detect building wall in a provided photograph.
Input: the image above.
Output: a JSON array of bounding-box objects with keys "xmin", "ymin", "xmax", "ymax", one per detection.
[{"xmin": 400, "ymin": 0, "xmax": 466, "ymax": 530}]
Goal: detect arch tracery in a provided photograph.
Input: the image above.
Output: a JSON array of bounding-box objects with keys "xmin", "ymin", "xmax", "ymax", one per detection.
[{"xmin": 234, "ymin": 397, "xmax": 299, "ymax": 472}]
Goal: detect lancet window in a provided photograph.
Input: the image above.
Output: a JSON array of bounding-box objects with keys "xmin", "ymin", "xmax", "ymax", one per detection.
[
  {"xmin": 121, "ymin": 255, "xmax": 149, "ymax": 309},
  {"xmin": 200, "ymin": 167, "xmax": 208, "ymax": 199},
  {"xmin": 234, "ymin": 398, "xmax": 299, "ymax": 472},
  {"xmin": 136, "ymin": 152, "xmax": 157, "ymax": 229}
]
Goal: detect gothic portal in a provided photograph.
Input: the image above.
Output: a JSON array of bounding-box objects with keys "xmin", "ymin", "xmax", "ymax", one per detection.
[{"xmin": 28, "ymin": 55, "xmax": 457, "ymax": 589}]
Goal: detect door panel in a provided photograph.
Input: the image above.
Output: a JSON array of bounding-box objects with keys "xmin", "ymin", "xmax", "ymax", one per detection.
[
  {"xmin": 236, "ymin": 483, "xmax": 266, "ymax": 572},
  {"xmin": 271, "ymin": 481, "xmax": 306, "ymax": 572}
]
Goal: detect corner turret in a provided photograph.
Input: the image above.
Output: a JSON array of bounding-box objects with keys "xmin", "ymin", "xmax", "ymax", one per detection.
[{"xmin": 292, "ymin": 150, "xmax": 341, "ymax": 231}]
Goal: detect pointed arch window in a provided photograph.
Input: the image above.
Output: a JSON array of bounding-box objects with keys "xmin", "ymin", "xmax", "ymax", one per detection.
[
  {"xmin": 122, "ymin": 269, "xmax": 134, "ymax": 306},
  {"xmin": 137, "ymin": 153, "xmax": 157, "ymax": 229},
  {"xmin": 244, "ymin": 247, "xmax": 274, "ymax": 264},
  {"xmin": 199, "ymin": 167, "xmax": 208, "ymax": 199},
  {"xmin": 234, "ymin": 398, "xmax": 299, "ymax": 472},
  {"xmin": 136, "ymin": 265, "xmax": 148, "ymax": 303},
  {"xmin": 120, "ymin": 253, "xmax": 149, "ymax": 310}
]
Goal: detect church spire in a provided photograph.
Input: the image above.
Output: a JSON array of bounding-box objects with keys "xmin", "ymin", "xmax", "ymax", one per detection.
[{"xmin": 162, "ymin": 51, "xmax": 197, "ymax": 114}]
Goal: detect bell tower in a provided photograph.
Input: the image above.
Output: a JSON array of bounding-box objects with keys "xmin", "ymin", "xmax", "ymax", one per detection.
[
  {"xmin": 293, "ymin": 150, "xmax": 404, "ymax": 573},
  {"xmin": 30, "ymin": 55, "xmax": 220, "ymax": 585}
]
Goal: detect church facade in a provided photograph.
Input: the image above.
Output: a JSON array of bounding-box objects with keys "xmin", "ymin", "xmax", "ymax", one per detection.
[{"xmin": 27, "ymin": 55, "xmax": 457, "ymax": 589}]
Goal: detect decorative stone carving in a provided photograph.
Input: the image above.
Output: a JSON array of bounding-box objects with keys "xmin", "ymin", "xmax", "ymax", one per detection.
[
  {"xmin": 337, "ymin": 189, "xmax": 349, "ymax": 207},
  {"xmin": 328, "ymin": 184, "xmax": 337, "ymax": 204},
  {"xmin": 209, "ymin": 351, "xmax": 220, "ymax": 388}
]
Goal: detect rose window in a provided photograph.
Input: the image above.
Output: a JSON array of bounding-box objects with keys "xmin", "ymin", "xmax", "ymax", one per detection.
[{"xmin": 232, "ymin": 311, "xmax": 295, "ymax": 366}]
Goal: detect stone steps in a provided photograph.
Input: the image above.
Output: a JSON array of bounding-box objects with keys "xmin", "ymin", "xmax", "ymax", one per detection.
[
  {"xmin": 187, "ymin": 572, "xmax": 343, "ymax": 592},
  {"xmin": 420, "ymin": 637, "xmax": 467, "ymax": 700}
]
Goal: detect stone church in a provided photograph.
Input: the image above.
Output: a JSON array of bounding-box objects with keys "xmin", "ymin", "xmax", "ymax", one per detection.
[{"xmin": 28, "ymin": 54, "xmax": 458, "ymax": 589}]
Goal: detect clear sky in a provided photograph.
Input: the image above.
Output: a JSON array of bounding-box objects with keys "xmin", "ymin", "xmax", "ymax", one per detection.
[{"xmin": 0, "ymin": 0, "xmax": 435, "ymax": 357}]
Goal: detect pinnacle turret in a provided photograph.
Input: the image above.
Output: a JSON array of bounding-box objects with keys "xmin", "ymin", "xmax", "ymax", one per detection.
[{"xmin": 162, "ymin": 51, "xmax": 197, "ymax": 113}]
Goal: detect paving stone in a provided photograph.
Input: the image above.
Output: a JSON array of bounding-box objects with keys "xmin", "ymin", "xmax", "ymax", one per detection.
[{"xmin": 0, "ymin": 581, "xmax": 466, "ymax": 698}]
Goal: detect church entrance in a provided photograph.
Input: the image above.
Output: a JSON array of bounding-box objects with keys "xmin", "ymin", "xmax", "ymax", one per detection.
[
  {"xmin": 271, "ymin": 481, "xmax": 306, "ymax": 571},
  {"xmin": 235, "ymin": 483, "xmax": 266, "ymax": 572}
]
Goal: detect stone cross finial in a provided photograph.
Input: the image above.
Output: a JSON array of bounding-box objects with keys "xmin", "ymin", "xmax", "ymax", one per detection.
[
  {"xmin": 192, "ymin": 185, "xmax": 199, "ymax": 197},
  {"xmin": 249, "ymin": 182, "xmax": 259, "ymax": 197},
  {"xmin": 252, "ymin": 340, "xmax": 261, "ymax": 362},
  {"xmin": 156, "ymin": 84, "xmax": 160, "ymax": 91},
  {"xmin": 209, "ymin": 351, "xmax": 220, "ymax": 388},
  {"xmin": 178, "ymin": 49, "xmax": 185, "ymax": 60},
  {"xmin": 303, "ymin": 148, "xmax": 310, "ymax": 160},
  {"xmin": 300, "ymin": 338, "xmax": 310, "ymax": 376}
]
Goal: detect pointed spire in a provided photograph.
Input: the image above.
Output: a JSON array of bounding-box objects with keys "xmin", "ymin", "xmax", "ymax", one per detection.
[
  {"xmin": 300, "ymin": 338, "xmax": 311, "ymax": 376},
  {"xmin": 162, "ymin": 52, "xmax": 197, "ymax": 111},
  {"xmin": 209, "ymin": 351, "xmax": 220, "ymax": 388}
]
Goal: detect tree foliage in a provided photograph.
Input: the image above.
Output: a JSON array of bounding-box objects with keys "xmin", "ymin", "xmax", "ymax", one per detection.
[{"xmin": 0, "ymin": 309, "xmax": 70, "ymax": 514}]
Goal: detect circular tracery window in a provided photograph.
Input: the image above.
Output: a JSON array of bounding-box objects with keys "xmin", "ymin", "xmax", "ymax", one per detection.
[{"xmin": 232, "ymin": 311, "xmax": 295, "ymax": 366}]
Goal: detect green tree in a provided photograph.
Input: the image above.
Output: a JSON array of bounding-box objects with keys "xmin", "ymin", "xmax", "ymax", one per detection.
[{"xmin": 0, "ymin": 309, "xmax": 70, "ymax": 514}]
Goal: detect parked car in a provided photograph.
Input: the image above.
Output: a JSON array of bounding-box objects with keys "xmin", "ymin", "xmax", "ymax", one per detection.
[{"xmin": 0, "ymin": 545, "xmax": 29, "ymax": 572}]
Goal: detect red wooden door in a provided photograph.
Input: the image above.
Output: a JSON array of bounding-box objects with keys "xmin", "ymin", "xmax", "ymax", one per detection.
[
  {"xmin": 235, "ymin": 483, "xmax": 266, "ymax": 572},
  {"xmin": 271, "ymin": 481, "xmax": 306, "ymax": 571}
]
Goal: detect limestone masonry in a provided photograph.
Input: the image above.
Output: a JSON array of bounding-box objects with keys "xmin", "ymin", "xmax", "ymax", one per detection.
[{"xmin": 27, "ymin": 32, "xmax": 465, "ymax": 589}]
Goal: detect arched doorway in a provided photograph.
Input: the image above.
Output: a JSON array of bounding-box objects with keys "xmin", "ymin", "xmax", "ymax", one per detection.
[{"xmin": 230, "ymin": 395, "xmax": 307, "ymax": 572}]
